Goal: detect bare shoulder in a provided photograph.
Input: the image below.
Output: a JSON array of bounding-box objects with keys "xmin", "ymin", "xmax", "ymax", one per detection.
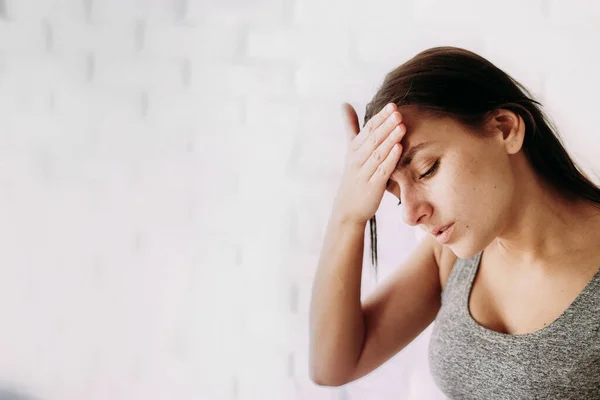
[{"xmin": 433, "ymin": 241, "xmax": 458, "ymax": 292}]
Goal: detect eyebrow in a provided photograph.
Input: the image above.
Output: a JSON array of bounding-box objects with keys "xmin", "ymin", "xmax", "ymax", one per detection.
[{"xmin": 395, "ymin": 141, "xmax": 433, "ymax": 172}]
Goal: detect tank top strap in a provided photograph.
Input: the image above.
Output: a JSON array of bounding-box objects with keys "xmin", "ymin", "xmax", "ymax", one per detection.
[{"xmin": 440, "ymin": 250, "xmax": 483, "ymax": 308}]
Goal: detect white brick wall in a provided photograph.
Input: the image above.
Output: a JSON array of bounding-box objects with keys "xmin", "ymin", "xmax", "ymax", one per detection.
[{"xmin": 0, "ymin": 0, "xmax": 598, "ymax": 399}]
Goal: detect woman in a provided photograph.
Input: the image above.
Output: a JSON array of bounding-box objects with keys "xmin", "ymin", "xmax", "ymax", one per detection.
[{"xmin": 309, "ymin": 46, "xmax": 600, "ymax": 399}]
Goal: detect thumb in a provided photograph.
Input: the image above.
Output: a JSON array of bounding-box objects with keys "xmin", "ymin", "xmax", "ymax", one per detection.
[{"xmin": 340, "ymin": 102, "xmax": 360, "ymax": 143}]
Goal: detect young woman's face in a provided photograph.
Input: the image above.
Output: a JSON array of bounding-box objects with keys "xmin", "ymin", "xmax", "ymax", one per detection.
[{"xmin": 386, "ymin": 109, "xmax": 516, "ymax": 259}]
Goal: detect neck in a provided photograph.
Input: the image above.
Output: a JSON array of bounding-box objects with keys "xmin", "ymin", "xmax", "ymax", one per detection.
[{"xmin": 490, "ymin": 159, "xmax": 600, "ymax": 271}]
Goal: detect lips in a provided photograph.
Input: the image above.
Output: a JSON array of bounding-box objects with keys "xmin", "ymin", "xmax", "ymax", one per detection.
[
  {"xmin": 434, "ymin": 223, "xmax": 453, "ymax": 236},
  {"xmin": 435, "ymin": 222, "xmax": 455, "ymax": 244}
]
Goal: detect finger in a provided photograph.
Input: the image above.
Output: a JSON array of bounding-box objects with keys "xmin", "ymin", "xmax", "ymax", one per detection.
[
  {"xmin": 340, "ymin": 102, "xmax": 360, "ymax": 143},
  {"xmin": 354, "ymin": 102, "xmax": 397, "ymax": 148},
  {"xmin": 360, "ymin": 123, "xmax": 405, "ymax": 180},
  {"xmin": 356, "ymin": 111, "xmax": 404, "ymax": 166},
  {"xmin": 368, "ymin": 141, "xmax": 403, "ymax": 186}
]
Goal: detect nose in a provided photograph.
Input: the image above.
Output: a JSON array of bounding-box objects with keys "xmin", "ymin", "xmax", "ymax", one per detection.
[{"xmin": 401, "ymin": 191, "xmax": 431, "ymax": 227}]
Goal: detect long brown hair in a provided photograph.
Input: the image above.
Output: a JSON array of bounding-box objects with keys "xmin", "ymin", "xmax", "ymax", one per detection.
[{"xmin": 363, "ymin": 46, "xmax": 600, "ymax": 278}]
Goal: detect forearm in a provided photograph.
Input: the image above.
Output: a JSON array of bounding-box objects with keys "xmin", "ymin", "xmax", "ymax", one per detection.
[{"xmin": 308, "ymin": 212, "xmax": 367, "ymax": 386}]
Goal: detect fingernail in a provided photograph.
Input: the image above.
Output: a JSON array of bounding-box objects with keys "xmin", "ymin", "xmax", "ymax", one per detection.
[{"xmin": 386, "ymin": 103, "xmax": 394, "ymax": 113}]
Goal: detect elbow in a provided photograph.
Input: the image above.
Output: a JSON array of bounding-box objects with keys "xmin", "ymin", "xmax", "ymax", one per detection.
[
  {"xmin": 308, "ymin": 336, "xmax": 355, "ymax": 387},
  {"xmin": 309, "ymin": 367, "xmax": 348, "ymax": 387},
  {"xmin": 310, "ymin": 375, "xmax": 345, "ymax": 388}
]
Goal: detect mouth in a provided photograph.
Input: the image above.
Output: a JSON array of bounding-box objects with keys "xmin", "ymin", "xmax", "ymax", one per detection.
[
  {"xmin": 434, "ymin": 222, "xmax": 455, "ymax": 244},
  {"xmin": 435, "ymin": 223, "xmax": 453, "ymax": 236}
]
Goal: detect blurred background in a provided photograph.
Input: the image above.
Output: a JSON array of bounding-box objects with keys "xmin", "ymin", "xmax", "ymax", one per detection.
[{"xmin": 0, "ymin": 0, "xmax": 599, "ymax": 399}]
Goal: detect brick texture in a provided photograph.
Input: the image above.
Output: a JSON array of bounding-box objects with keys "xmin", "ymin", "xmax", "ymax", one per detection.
[{"xmin": 0, "ymin": 0, "xmax": 598, "ymax": 399}]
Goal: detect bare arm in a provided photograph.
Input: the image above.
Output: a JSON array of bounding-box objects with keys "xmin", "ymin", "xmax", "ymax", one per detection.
[
  {"xmin": 344, "ymin": 234, "xmax": 442, "ymax": 384},
  {"xmin": 308, "ymin": 212, "xmax": 367, "ymax": 386},
  {"xmin": 308, "ymin": 100, "xmax": 411, "ymax": 386},
  {"xmin": 310, "ymin": 232, "xmax": 442, "ymax": 386}
]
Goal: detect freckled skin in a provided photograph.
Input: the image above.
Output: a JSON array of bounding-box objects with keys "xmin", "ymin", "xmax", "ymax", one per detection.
[{"xmin": 386, "ymin": 107, "xmax": 600, "ymax": 265}]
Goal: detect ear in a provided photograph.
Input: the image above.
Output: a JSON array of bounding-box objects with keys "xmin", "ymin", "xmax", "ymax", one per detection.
[{"xmin": 488, "ymin": 109, "xmax": 526, "ymax": 155}]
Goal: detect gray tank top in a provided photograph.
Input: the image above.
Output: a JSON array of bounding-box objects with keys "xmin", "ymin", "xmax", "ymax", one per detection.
[{"xmin": 428, "ymin": 250, "xmax": 600, "ymax": 399}]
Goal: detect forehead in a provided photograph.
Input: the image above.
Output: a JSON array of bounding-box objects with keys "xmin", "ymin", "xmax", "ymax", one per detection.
[
  {"xmin": 392, "ymin": 109, "xmax": 469, "ymax": 173},
  {"xmin": 399, "ymin": 107, "xmax": 453, "ymax": 143},
  {"xmin": 397, "ymin": 108, "xmax": 476, "ymax": 151}
]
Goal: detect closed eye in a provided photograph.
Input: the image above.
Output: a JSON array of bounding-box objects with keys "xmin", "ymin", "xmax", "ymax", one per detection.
[
  {"xmin": 393, "ymin": 159, "xmax": 440, "ymax": 206},
  {"xmin": 419, "ymin": 159, "xmax": 439, "ymax": 180}
]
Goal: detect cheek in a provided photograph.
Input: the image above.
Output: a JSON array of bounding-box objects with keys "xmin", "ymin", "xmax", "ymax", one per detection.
[
  {"xmin": 439, "ymin": 155, "xmax": 479, "ymax": 201},
  {"xmin": 454, "ymin": 153, "xmax": 513, "ymax": 228},
  {"xmin": 442, "ymin": 154, "xmax": 494, "ymax": 215}
]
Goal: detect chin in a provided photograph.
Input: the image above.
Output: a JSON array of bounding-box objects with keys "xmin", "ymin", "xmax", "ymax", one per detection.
[
  {"xmin": 453, "ymin": 249, "xmax": 479, "ymax": 260},
  {"xmin": 444, "ymin": 240, "xmax": 482, "ymax": 261}
]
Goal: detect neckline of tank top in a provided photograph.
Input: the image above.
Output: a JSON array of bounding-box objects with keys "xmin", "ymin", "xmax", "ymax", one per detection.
[{"xmin": 462, "ymin": 250, "xmax": 600, "ymax": 340}]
